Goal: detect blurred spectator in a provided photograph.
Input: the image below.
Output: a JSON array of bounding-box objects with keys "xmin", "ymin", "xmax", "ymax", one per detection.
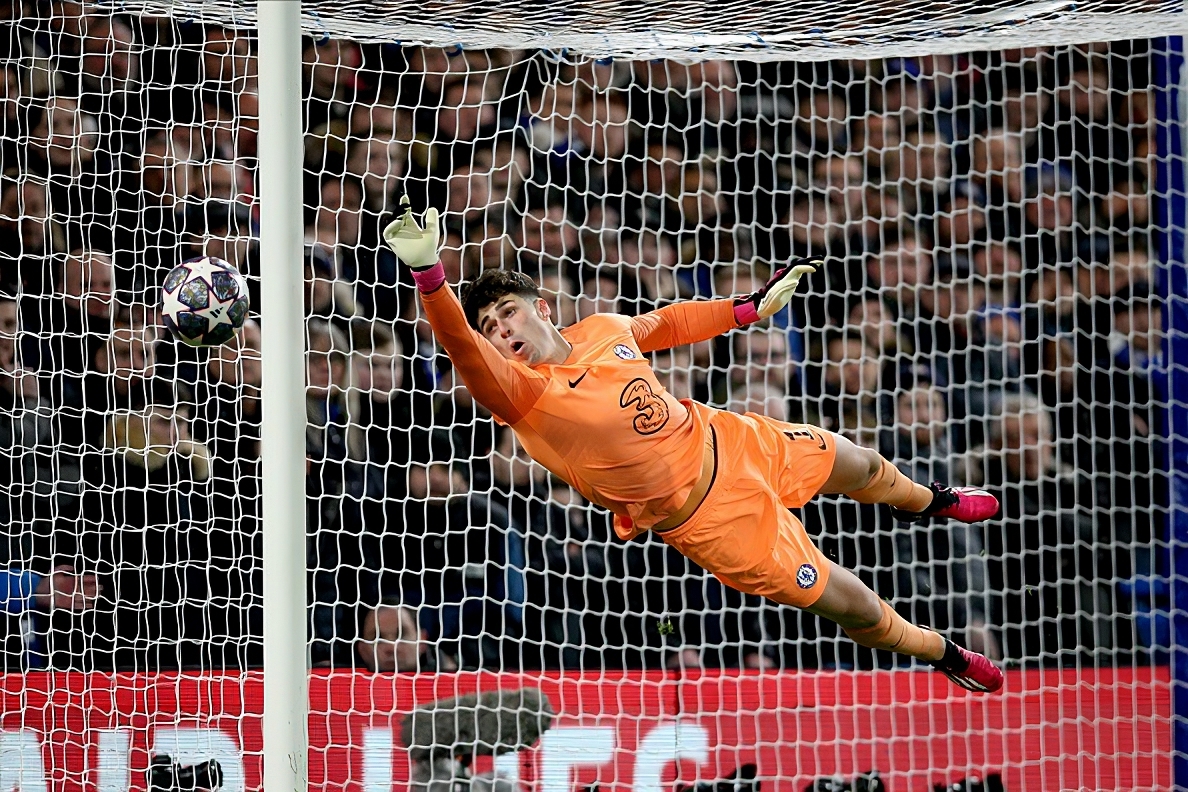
[
  {"xmin": 28, "ymin": 96, "xmax": 100, "ymax": 178},
  {"xmin": 516, "ymin": 203, "xmax": 580, "ymax": 271},
  {"xmin": 104, "ymin": 405, "xmax": 211, "ymax": 484},
  {"xmin": 352, "ymin": 331, "xmax": 430, "ymax": 480},
  {"xmin": 518, "ymin": 476, "xmax": 614, "ymax": 669},
  {"xmin": 792, "ymin": 90, "xmax": 849, "ymax": 159},
  {"xmin": 616, "ymin": 231, "xmax": 685, "ymax": 311},
  {"xmin": 303, "ymin": 37, "xmax": 362, "ymax": 138},
  {"xmin": 0, "ymin": 175, "xmax": 67, "ymax": 263},
  {"xmin": 36, "ymin": 250, "xmax": 117, "ymax": 445},
  {"xmin": 976, "ymin": 393, "xmax": 1107, "ymax": 661},
  {"xmin": 1101, "ymin": 170, "xmax": 1149, "ymax": 235},
  {"xmin": 847, "ymin": 297, "xmax": 914, "ymax": 358},
  {"xmin": 895, "ymin": 128, "xmax": 952, "ymax": 217},
  {"xmin": 537, "ymin": 265, "xmax": 578, "ymax": 329},
  {"xmin": 1033, "ymin": 61, "xmax": 1129, "ymax": 197},
  {"xmin": 922, "ymin": 274, "xmax": 1021, "ymax": 449},
  {"xmin": 437, "ymin": 76, "xmax": 500, "ymax": 147},
  {"xmin": 397, "ymin": 461, "xmax": 525, "ymax": 670},
  {"xmin": 471, "ymin": 132, "xmax": 530, "ymax": 211},
  {"xmin": 202, "ymin": 317, "xmax": 262, "ymax": 462},
  {"xmin": 305, "ymin": 245, "xmax": 368, "ymax": 347},
  {"xmin": 77, "ymin": 15, "xmax": 139, "ymax": 121},
  {"xmin": 882, "ymin": 366, "xmax": 949, "ymax": 484},
  {"xmin": 785, "ymin": 189, "xmax": 843, "ymax": 259},
  {"xmin": 972, "ymin": 241, "xmax": 1025, "ymax": 310},
  {"xmin": 815, "ymin": 154, "xmax": 868, "ymax": 241},
  {"xmin": 86, "ymin": 322, "xmax": 160, "ymax": 421},
  {"xmin": 306, "ymin": 315, "xmax": 378, "ymax": 667},
  {"xmin": 812, "ymin": 331, "xmax": 887, "ymax": 447},
  {"xmin": 345, "ymin": 134, "xmax": 406, "ymax": 215},
  {"xmin": 865, "ymin": 228, "xmax": 934, "ymax": 326},
  {"xmin": 1020, "ymin": 163, "xmax": 1078, "ymax": 266},
  {"xmin": 1092, "ymin": 282, "xmax": 1164, "ymax": 483},
  {"xmin": 86, "ymin": 403, "xmax": 212, "ymax": 669},
  {"xmin": 576, "ymin": 272, "xmax": 620, "ymax": 320},
  {"xmin": 850, "ymin": 112, "xmax": 901, "ymax": 181},
  {"xmin": 719, "ymin": 328, "xmax": 789, "ymax": 408},
  {"xmin": 933, "ymin": 180, "xmax": 988, "ymax": 255},
  {"xmin": 305, "ymin": 317, "xmax": 364, "ymax": 463},
  {"xmin": 355, "ymin": 598, "xmax": 456, "ymax": 672},
  {"xmin": 969, "ymin": 128, "xmax": 1026, "ymax": 240},
  {"xmin": 201, "ymin": 26, "xmax": 255, "ymax": 110},
  {"xmin": 1021, "ymin": 266, "xmax": 1077, "ymax": 341}
]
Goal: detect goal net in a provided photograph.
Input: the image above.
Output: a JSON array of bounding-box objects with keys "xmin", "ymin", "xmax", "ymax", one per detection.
[{"xmin": 0, "ymin": 0, "xmax": 1177, "ymax": 790}]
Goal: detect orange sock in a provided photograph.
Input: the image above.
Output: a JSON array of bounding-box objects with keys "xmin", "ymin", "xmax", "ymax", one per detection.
[
  {"xmin": 847, "ymin": 458, "xmax": 934, "ymax": 513},
  {"xmin": 843, "ymin": 601, "xmax": 945, "ymax": 662}
]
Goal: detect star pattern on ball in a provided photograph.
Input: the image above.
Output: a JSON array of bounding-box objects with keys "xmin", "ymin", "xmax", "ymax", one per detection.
[
  {"xmin": 204, "ymin": 289, "xmax": 238, "ymax": 333},
  {"xmin": 182, "ymin": 257, "xmax": 228, "ymax": 286},
  {"xmin": 161, "ymin": 285, "xmax": 186, "ymax": 323}
]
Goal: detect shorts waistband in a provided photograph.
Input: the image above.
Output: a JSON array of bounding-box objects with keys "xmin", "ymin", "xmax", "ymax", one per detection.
[{"xmin": 653, "ymin": 426, "xmax": 718, "ymax": 534}]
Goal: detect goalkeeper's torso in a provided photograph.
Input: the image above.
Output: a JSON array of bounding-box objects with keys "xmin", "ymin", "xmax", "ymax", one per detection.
[{"xmin": 511, "ymin": 312, "xmax": 710, "ymax": 537}]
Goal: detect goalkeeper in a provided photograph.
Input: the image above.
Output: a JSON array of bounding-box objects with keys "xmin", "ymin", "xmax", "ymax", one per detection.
[{"xmin": 384, "ymin": 202, "xmax": 1003, "ymax": 693}]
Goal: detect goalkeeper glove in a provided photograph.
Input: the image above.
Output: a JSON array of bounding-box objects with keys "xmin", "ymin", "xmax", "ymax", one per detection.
[
  {"xmin": 732, "ymin": 258, "xmax": 821, "ymax": 325},
  {"xmin": 382, "ymin": 196, "xmax": 441, "ymax": 270}
]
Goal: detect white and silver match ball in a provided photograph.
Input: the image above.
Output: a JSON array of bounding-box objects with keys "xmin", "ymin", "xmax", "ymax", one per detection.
[{"xmin": 161, "ymin": 256, "xmax": 250, "ymax": 347}]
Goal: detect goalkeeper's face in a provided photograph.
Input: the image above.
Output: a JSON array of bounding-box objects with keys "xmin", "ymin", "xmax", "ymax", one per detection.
[{"xmin": 477, "ymin": 294, "xmax": 557, "ymax": 366}]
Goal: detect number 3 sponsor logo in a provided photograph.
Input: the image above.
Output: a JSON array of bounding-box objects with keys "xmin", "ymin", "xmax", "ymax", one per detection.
[{"xmin": 619, "ymin": 378, "xmax": 670, "ymax": 435}]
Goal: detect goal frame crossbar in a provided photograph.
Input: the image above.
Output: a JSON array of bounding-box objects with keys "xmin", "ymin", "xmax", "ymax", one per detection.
[{"xmin": 108, "ymin": 0, "xmax": 1186, "ymax": 60}]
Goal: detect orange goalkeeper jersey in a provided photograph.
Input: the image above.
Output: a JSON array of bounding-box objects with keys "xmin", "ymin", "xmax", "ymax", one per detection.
[{"xmin": 419, "ymin": 284, "xmax": 738, "ymax": 539}]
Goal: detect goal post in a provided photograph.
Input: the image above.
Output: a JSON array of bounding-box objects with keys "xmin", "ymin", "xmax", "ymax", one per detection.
[{"xmin": 257, "ymin": 2, "xmax": 309, "ymax": 792}]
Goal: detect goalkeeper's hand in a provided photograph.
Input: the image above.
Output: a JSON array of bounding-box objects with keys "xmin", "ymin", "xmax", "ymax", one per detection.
[
  {"xmin": 382, "ymin": 196, "xmax": 441, "ymax": 270},
  {"xmin": 732, "ymin": 258, "xmax": 822, "ymax": 325}
]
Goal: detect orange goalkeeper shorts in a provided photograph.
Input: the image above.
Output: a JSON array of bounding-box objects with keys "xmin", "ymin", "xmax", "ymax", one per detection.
[{"xmin": 655, "ymin": 407, "xmax": 837, "ymax": 609}]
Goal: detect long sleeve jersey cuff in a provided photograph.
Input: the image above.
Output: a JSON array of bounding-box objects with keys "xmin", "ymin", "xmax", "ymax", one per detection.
[{"xmin": 411, "ymin": 261, "xmax": 446, "ymax": 293}]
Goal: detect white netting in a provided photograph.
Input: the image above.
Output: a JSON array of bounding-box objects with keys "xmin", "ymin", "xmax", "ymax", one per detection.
[
  {"xmin": 0, "ymin": 1, "xmax": 1175, "ymax": 790},
  {"xmin": 112, "ymin": 0, "xmax": 1183, "ymax": 60}
]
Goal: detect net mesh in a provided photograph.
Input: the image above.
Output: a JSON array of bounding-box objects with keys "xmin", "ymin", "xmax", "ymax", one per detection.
[
  {"xmin": 0, "ymin": 1, "xmax": 1176, "ymax": 790},
  {"xmin": 112, "ymin": 0, "xmax": 1184, "ymax": 61}
]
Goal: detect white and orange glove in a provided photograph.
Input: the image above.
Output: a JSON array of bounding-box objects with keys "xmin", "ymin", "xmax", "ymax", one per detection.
[{"xmin": 732, "ymin": 258, "xmax": 821, "ymax": 325}]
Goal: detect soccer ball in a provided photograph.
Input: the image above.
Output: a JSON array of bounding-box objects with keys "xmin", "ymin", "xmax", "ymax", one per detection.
[{"xmin": 161, "ymin": 256, "xmax": 250, "ymax": 347}]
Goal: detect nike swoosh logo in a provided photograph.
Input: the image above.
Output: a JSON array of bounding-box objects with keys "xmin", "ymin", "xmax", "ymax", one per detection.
[{"xmin": 568, "ymin": 370, "xmax": 589, "ymax": 389}]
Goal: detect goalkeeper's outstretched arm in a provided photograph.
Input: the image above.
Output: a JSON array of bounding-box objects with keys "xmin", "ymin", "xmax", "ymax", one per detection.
[
  {"xmin": 629, "ymin": 258, "xmax": 821, "ymax": 353},
  {"xmin": 383, "ymin": 201, "xmax": 548, "ymax": 425}
]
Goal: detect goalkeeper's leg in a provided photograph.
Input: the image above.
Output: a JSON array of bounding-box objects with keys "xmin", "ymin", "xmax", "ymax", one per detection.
[
  {"xmin": 810, "ymin": 432, "xmax": 1002, "ymax": 691},
  {"xmin": 805, "ymin": 560, "xmax": 1004, "ymax": 693},
  {"xmin": 820, "ymin": 433, "xmax": 1000, "ymax": 523}
]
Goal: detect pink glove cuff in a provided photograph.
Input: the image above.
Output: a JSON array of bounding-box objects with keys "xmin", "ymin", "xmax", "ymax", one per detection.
[
  {"xmin": 411, "ymin": 262, "xmax": 446, "ymax": 293},
  {"xmin": 733, "ymin": 301, "xmax": 760, "ymax": 326}
]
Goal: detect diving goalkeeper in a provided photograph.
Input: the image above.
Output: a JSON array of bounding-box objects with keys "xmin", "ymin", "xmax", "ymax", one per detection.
[{"xmin": 384, "ymin": 202, "xmax": 1003, "ymax": 693}]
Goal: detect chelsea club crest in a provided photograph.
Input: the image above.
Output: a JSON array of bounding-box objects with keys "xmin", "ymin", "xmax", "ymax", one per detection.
[{"xmin": 796, "ymin": 564, "xmax": 818, "ymax": 589}]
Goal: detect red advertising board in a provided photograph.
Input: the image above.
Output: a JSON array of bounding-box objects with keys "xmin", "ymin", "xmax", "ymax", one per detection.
[{"xmin": 0, "ymin": 668, "xmax": 1171, "ymax": 792}]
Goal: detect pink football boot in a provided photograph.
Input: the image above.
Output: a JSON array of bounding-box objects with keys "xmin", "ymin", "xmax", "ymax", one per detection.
[
  {"xmin": 892, "ymin": 483, "xmax": 1000, "ymax": 524},
  {"xmin": 932, "ymin": 638, "xmax": 1005, "ymax": 693}
]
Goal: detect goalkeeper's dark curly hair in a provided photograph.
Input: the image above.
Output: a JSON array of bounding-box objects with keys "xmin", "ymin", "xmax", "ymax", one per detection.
[{"xmin": 460, "ymin": 269, "xmax": 541, "ymax": 330}]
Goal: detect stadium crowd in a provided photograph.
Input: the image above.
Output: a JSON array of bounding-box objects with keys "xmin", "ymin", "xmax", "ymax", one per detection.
[{"xmin": 0, "ymin": 1, "xmax": 1169, "ymax": 672}]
